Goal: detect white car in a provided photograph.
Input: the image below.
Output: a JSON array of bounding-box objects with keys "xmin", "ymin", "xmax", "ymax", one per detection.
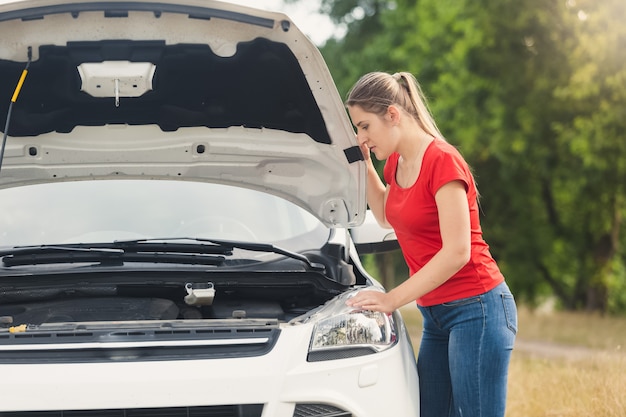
[{"xmin": 0, "ymin": 1, "xmax": 420, "ymax": 416}]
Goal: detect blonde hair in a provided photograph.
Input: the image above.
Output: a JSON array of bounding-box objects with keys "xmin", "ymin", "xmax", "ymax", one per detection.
[{"xmin": 346, "ymin": 71, "xmax": 444, "ymax": 140}]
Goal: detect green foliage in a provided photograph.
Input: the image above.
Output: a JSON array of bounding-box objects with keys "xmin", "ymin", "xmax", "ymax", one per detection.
[
  {"xmin": 359, "ymin": 250, "xmax": 409, "ymax": 289},
  {"xmin": 306, "ymin": 0, "xmax": 626, "ymax": 312}
]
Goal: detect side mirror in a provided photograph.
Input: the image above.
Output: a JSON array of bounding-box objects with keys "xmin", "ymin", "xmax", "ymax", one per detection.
[{"xmin": 350, "ymin": 210, "xmax": 399, "ymax": 254}]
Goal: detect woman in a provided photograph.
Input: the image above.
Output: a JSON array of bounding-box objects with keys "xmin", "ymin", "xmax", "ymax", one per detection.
[{"xmin": 345, "ymin": 71, "xmax": 517, "ymax": 417}]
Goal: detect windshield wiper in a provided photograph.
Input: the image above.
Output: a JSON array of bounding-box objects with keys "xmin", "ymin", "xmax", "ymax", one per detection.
[
  {"xmin": 115, "ymin": 237, "xmax": 326, "ymax": 271},
  {"xmin": 0, "ymin": 238, "xmax": 325, "ymax": 271},
  {"xmin": 0, "ymin": 243, "xmax": 226, "ymax": 267}
]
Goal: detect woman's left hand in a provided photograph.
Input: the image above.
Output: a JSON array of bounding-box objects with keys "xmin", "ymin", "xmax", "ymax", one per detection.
[{"xmin": 346, "ymin": 290, "xmax": 396, "ymax": 314}]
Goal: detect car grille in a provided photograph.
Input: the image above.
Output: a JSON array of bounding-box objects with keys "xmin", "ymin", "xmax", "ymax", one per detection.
[
  {"xmin": 0, "ymin": 326, "xmax": 280, "ymax": 364},
  {"xmin": 0, "ymin": 405, "xmax": 263, "ymax": 417},
  {"xmin": 292, "ymin": 404, "xmax": 351, "ymax": 417}
]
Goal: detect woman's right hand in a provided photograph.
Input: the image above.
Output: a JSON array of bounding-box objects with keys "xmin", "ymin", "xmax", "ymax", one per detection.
[{"xmin": 359, "ymin": 140, "xmax": 372, "ymax": 162}]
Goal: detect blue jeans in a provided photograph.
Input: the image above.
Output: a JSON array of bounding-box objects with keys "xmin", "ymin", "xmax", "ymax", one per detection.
[{"xmin": 417, "ymin": 282, "xmax": 517, "ymax": 417}]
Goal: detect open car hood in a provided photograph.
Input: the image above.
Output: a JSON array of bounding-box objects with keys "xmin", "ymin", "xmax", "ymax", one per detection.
[{"xmin": 0, "ymin": 0, "xmax": 366, "ymax": 227}]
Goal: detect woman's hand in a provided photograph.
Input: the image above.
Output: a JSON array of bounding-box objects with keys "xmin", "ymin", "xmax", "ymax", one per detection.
[
  {"xmin": 346, "ymin": 290, "xmax": 397, "ymax": 314},
  {"xmin": 359, "ymin": 140, "xmax": 372, "ymax": 162}
]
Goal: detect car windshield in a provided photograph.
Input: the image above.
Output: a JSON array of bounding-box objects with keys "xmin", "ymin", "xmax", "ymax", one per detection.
[{"xmin": 0, "ymin": 180, "xmax": 329, "ymax": 249}]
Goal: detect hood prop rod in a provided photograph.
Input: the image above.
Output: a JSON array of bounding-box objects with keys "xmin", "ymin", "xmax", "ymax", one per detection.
[{"xmin": 0, "ymin": 46, "xmax": 31, "ymax": 175}]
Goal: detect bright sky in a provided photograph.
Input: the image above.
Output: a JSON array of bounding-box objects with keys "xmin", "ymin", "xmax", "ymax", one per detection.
[{"xmin": 227, "ymin": 0, "xmax": 338, "ymax": 45}]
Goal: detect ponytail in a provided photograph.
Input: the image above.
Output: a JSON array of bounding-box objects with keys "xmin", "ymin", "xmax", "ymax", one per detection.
[{"xmin": 393, "ymin": 72, "xmax": 443, "ymax": 139}]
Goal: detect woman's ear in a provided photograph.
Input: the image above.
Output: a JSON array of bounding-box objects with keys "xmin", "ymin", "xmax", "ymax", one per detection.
[{"xmin": 386, "ymin": 105, "xmax": 401, "ymax": 125}]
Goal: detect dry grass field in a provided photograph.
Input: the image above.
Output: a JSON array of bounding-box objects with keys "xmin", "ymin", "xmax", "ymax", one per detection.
[{"xmin": 399, "ymin": 304, "xmax": 626, "ymax": 417}]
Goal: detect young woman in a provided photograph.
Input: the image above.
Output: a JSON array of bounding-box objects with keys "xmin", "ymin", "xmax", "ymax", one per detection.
[{"xmin": 345, "ymin": 71, "xmax": 517, "ymax": 417}]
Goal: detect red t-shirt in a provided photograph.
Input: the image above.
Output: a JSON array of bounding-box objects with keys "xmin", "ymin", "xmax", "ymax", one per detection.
[{"xmin": 383, "ymin": 139, "xmax": 504, "ymax": 306}]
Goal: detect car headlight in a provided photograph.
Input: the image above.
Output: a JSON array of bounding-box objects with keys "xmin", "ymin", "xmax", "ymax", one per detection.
[{"xmin": 306, "ymin": 294, "xmax": 398, "ymax": 362}]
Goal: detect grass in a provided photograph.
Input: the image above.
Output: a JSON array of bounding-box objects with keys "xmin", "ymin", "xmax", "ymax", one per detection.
[
  {"xmin": 399, "ymin": 304, "xmax": 626, "ymax": 417},
  {"xmin": 506, "ymin": 353, "xmax": 625, "ymax": 416},
  {"xmin": 515, "ymin": 304, "xmax": 626, "ymax": 350}
]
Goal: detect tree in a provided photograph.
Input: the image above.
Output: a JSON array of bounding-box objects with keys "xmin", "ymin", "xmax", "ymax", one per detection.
[{"xmin": 546, "ymin": 0, "xmax": 626, "ymax": 311}]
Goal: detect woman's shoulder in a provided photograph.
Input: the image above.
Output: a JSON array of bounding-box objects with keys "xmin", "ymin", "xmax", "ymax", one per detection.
[
  {"xmin": 429, "ymin": 138, "xmax": 463, "ymax": 156},
  {"xmin": 424, "ymin": 138, "xmax": 473, "ymax": 184},
  {"xmin": 425, "ymin": 138, "xmax": 469, "ymax": 166}
]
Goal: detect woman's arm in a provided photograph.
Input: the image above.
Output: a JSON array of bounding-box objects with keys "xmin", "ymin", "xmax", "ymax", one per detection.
[{"xmin": 347, "ymin": 180, "xmax": 471, "ymax": 313}]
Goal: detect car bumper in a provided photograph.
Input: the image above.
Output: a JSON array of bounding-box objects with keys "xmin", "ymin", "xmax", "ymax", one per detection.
[{"xmin": 0, "ymin": 322, "xmax": 419, "ymax": 417}]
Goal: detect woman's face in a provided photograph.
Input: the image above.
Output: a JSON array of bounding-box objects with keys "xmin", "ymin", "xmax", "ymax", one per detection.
[{"xmin": 348, "ymin": 105, "xmax": 396, "ymax": 160}]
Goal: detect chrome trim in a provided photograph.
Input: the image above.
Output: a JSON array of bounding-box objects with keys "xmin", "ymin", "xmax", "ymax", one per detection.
[{"xmin": 0, "ymin": 337, "xmax": 269, "ymax": 351}]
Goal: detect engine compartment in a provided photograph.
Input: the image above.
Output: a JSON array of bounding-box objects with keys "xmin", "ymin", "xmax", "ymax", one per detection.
[
  {"xmin": 0, "ymin": 270, "xmax": 348, "ymax": 328},
  {"xmin": 0, "ymin": 241, "xmax": 358, "ymax": 330},
  {"xmin": 0, "ymin": 295, "xmax": 304, "ymax": 326}
]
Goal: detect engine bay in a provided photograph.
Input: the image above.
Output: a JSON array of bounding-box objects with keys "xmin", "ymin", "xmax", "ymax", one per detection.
[
  {"xmin": 0, "ymin": 271, "xmax": 349, "ymax": 328},
  {"xmin": 0, "ymin": 295, "xmax": 303, "ymax": 326}
]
